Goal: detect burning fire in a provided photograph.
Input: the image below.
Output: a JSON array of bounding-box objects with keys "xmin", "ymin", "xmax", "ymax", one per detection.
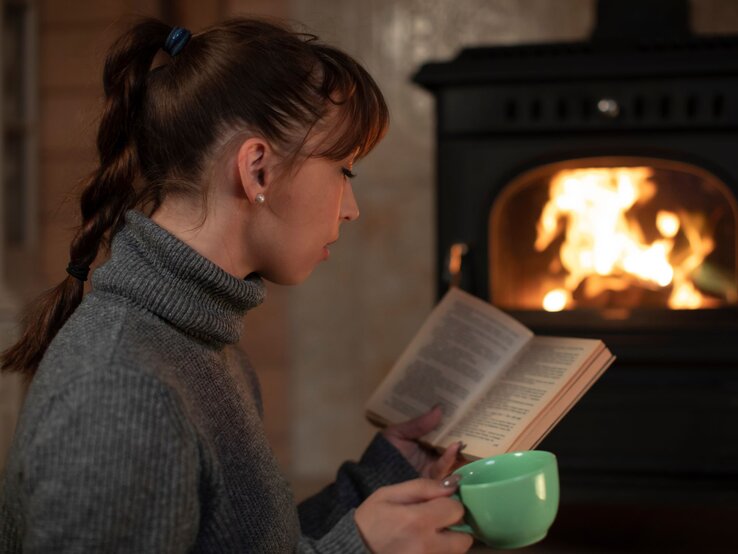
[{"xmin": 535, "ymin": 167, "xmax": 715, "ymax": 311}]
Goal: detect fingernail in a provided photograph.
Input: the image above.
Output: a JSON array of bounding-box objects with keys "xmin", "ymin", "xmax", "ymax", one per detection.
[
  {"xmin": 441, "ymin": 473, "xmax": 462, "ymax": 488},
  {"xmin": 458, "ymin": 442, "xmax": 467, "ymax": 452}
]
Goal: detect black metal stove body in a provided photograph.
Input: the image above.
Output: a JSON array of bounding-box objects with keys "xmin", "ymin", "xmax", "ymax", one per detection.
[{"xmin": 414, "ymin": 0, "xmax": 738, "ymax": 503}]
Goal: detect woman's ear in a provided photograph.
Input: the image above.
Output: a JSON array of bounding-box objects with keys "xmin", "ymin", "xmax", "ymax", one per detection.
[{"xmin": 236, "ymin": 137, "xmax": 270, "ymax": 205}]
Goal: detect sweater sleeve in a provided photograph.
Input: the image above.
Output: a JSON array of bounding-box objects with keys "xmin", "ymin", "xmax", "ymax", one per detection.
[
  {"xmin": 297, "ymin": 510, "xmax": 368, "ymax": 553},
  {"xmin": 297, "ymin": 433, "xmax": 418, "ymax": 539},
  {"xmin": 20, "ymin": 371, "xmax": 200, "ymax": 553}
]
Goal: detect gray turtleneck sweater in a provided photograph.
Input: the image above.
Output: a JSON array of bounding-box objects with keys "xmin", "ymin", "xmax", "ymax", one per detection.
[{"xmin": 0, "ymin": 211, "xmax": 416, "ymax": 552}]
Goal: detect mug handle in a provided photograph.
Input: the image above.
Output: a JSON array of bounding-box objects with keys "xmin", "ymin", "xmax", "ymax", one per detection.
[
  {"xmin": 448, "ymin": 522, "xmax": 474, "ymax": 534},
  {"xmin": 447, "ymin": 493, "xmax": 474, "ymax": 535}
]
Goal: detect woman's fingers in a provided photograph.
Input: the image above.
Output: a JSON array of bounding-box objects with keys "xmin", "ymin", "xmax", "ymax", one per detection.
[
  {"xmin": 355, "ymin": 478, "xmax": 473, "ymax": 554},
  {"xmin": 429, "ymin": 441, "xmax": 464, "ymax": 480},
  {"xmin": 376, "ymin": 476, "xmax": 458, "ymax": 504},
  {"xmin": 384, "ymin": 405, "xmax": 443, "ymax": 440},
  {"xmin": 438, "ymin": 529, "xmax": 475, "ymax": 553},
  {"xmin": 415, "ymin": 495, "xmax": 467, "ymax": 529}
]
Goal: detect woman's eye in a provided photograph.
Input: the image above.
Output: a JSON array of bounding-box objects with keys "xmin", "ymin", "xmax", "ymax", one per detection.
[{"xmin": 342, "ymin": 167, "xmax": 357, "ymax": 179}]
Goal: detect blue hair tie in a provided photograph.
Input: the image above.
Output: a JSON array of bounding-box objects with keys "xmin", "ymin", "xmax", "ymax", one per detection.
[{"xmin": 164, "ymin": 27, "xmax": 191, "ymax": 57}]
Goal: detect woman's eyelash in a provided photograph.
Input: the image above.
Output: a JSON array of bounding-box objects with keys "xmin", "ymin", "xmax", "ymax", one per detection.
[{"xmin": 342, "ymin": 167, "xmax": 357, "ymax": 179}]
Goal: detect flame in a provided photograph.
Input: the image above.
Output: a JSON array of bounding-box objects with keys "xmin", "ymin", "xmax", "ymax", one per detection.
[
  {"xmin": 535, "ymin": 167, "xmax": 715, "ymax": 310},
  {"xmin": 542, "ymin": 289, "xmax": 569, "ymax": 312}
]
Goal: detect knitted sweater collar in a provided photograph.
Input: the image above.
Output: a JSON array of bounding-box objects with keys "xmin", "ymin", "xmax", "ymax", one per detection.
[{"xmin": 92, "ymin": 210, "xmax": 266, "ymax": 347}]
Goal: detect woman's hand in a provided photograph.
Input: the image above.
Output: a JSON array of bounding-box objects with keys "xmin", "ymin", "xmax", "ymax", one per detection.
[
  {"xmin": 382, "ymin": 405, "xmax": 465, "ymax": 479},
  {"xmin": 354, "ymin": 477, "xmax": 473, "ymax": 554}
]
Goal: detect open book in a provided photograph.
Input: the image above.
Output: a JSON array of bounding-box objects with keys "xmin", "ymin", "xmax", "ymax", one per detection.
[{"xmin": 366, "ymin": 287, "xmax": 615, "ymax": 460}]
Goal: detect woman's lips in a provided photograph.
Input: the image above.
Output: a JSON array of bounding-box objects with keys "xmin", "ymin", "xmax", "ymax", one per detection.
[{"xmin": 322, "ymin": 238, "xmax": 338, "ymax": 260}]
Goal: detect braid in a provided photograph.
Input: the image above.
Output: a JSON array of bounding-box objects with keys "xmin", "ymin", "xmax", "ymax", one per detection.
[
  {"xmin": 1, "ymin": 19, "xmax": 170, "ymax": 377},
  {"xmin": 71, "ymin": 20, "xmax": 171, "ymax": 265}
]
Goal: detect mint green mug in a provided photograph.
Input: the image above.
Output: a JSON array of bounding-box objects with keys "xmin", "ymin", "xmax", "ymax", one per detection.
[{"xmin": 449, "ymin": 450, "xmax": 559, "ymax": 549}]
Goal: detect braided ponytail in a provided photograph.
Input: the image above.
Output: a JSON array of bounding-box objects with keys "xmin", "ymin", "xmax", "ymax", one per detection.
[{"xmin": 1, "ymin": 20, "xmax": 170, "ymax": 377}]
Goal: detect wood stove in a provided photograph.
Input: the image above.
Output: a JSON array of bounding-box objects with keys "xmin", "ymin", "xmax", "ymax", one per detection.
[{"xmin": 414, "ymin": 0, "xmax": 738, "ymax": 510}]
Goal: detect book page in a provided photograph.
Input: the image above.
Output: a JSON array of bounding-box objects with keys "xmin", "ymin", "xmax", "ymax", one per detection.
[
  {"xmin": 365, "ymin": 288, "xmax": 533, "ymax": 443},
  {"xmin": 440, "ymin": 336, "xmax": 607, "ymax": 458},
  {"xmin": 508, "ymin": 347, "xmax": 615, "ymax": 453}
]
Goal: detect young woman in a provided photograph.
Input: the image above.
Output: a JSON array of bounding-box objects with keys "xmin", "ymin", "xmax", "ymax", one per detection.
[{"xmin": 0, "ymin": 18, "xmax": 472, "ymax": 553}]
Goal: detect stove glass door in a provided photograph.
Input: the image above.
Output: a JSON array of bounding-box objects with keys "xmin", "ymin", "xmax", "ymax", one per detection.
[{"xmin": 490, "ymin": 157, "xmax": 738, "ymax": 312}]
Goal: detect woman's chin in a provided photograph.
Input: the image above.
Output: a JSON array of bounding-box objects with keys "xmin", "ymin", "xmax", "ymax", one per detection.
[{"xmin": 262, "ymin": 267, "xmax": 315, "ymax": 287}]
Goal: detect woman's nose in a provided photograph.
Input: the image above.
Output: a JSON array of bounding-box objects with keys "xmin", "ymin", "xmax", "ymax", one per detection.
[{"xmin": 341, "ymin": 181, "xmax": 360, "ymax": 221}]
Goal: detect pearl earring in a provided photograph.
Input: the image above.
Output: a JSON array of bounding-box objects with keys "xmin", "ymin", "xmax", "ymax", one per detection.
[{"xmin": 255, "ymin": 193, "xmax": 265, "ymax": 204}]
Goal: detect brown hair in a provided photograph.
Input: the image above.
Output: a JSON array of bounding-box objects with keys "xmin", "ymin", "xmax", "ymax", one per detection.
[{"xmin": 2, "ymin": 18, "xmax": 388, "ymax": 377}]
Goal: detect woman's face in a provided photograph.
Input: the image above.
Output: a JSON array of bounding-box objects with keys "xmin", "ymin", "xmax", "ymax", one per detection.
[{"xmin": 250, "ymin": 152, "xmax": 360, "ymax": 285}]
